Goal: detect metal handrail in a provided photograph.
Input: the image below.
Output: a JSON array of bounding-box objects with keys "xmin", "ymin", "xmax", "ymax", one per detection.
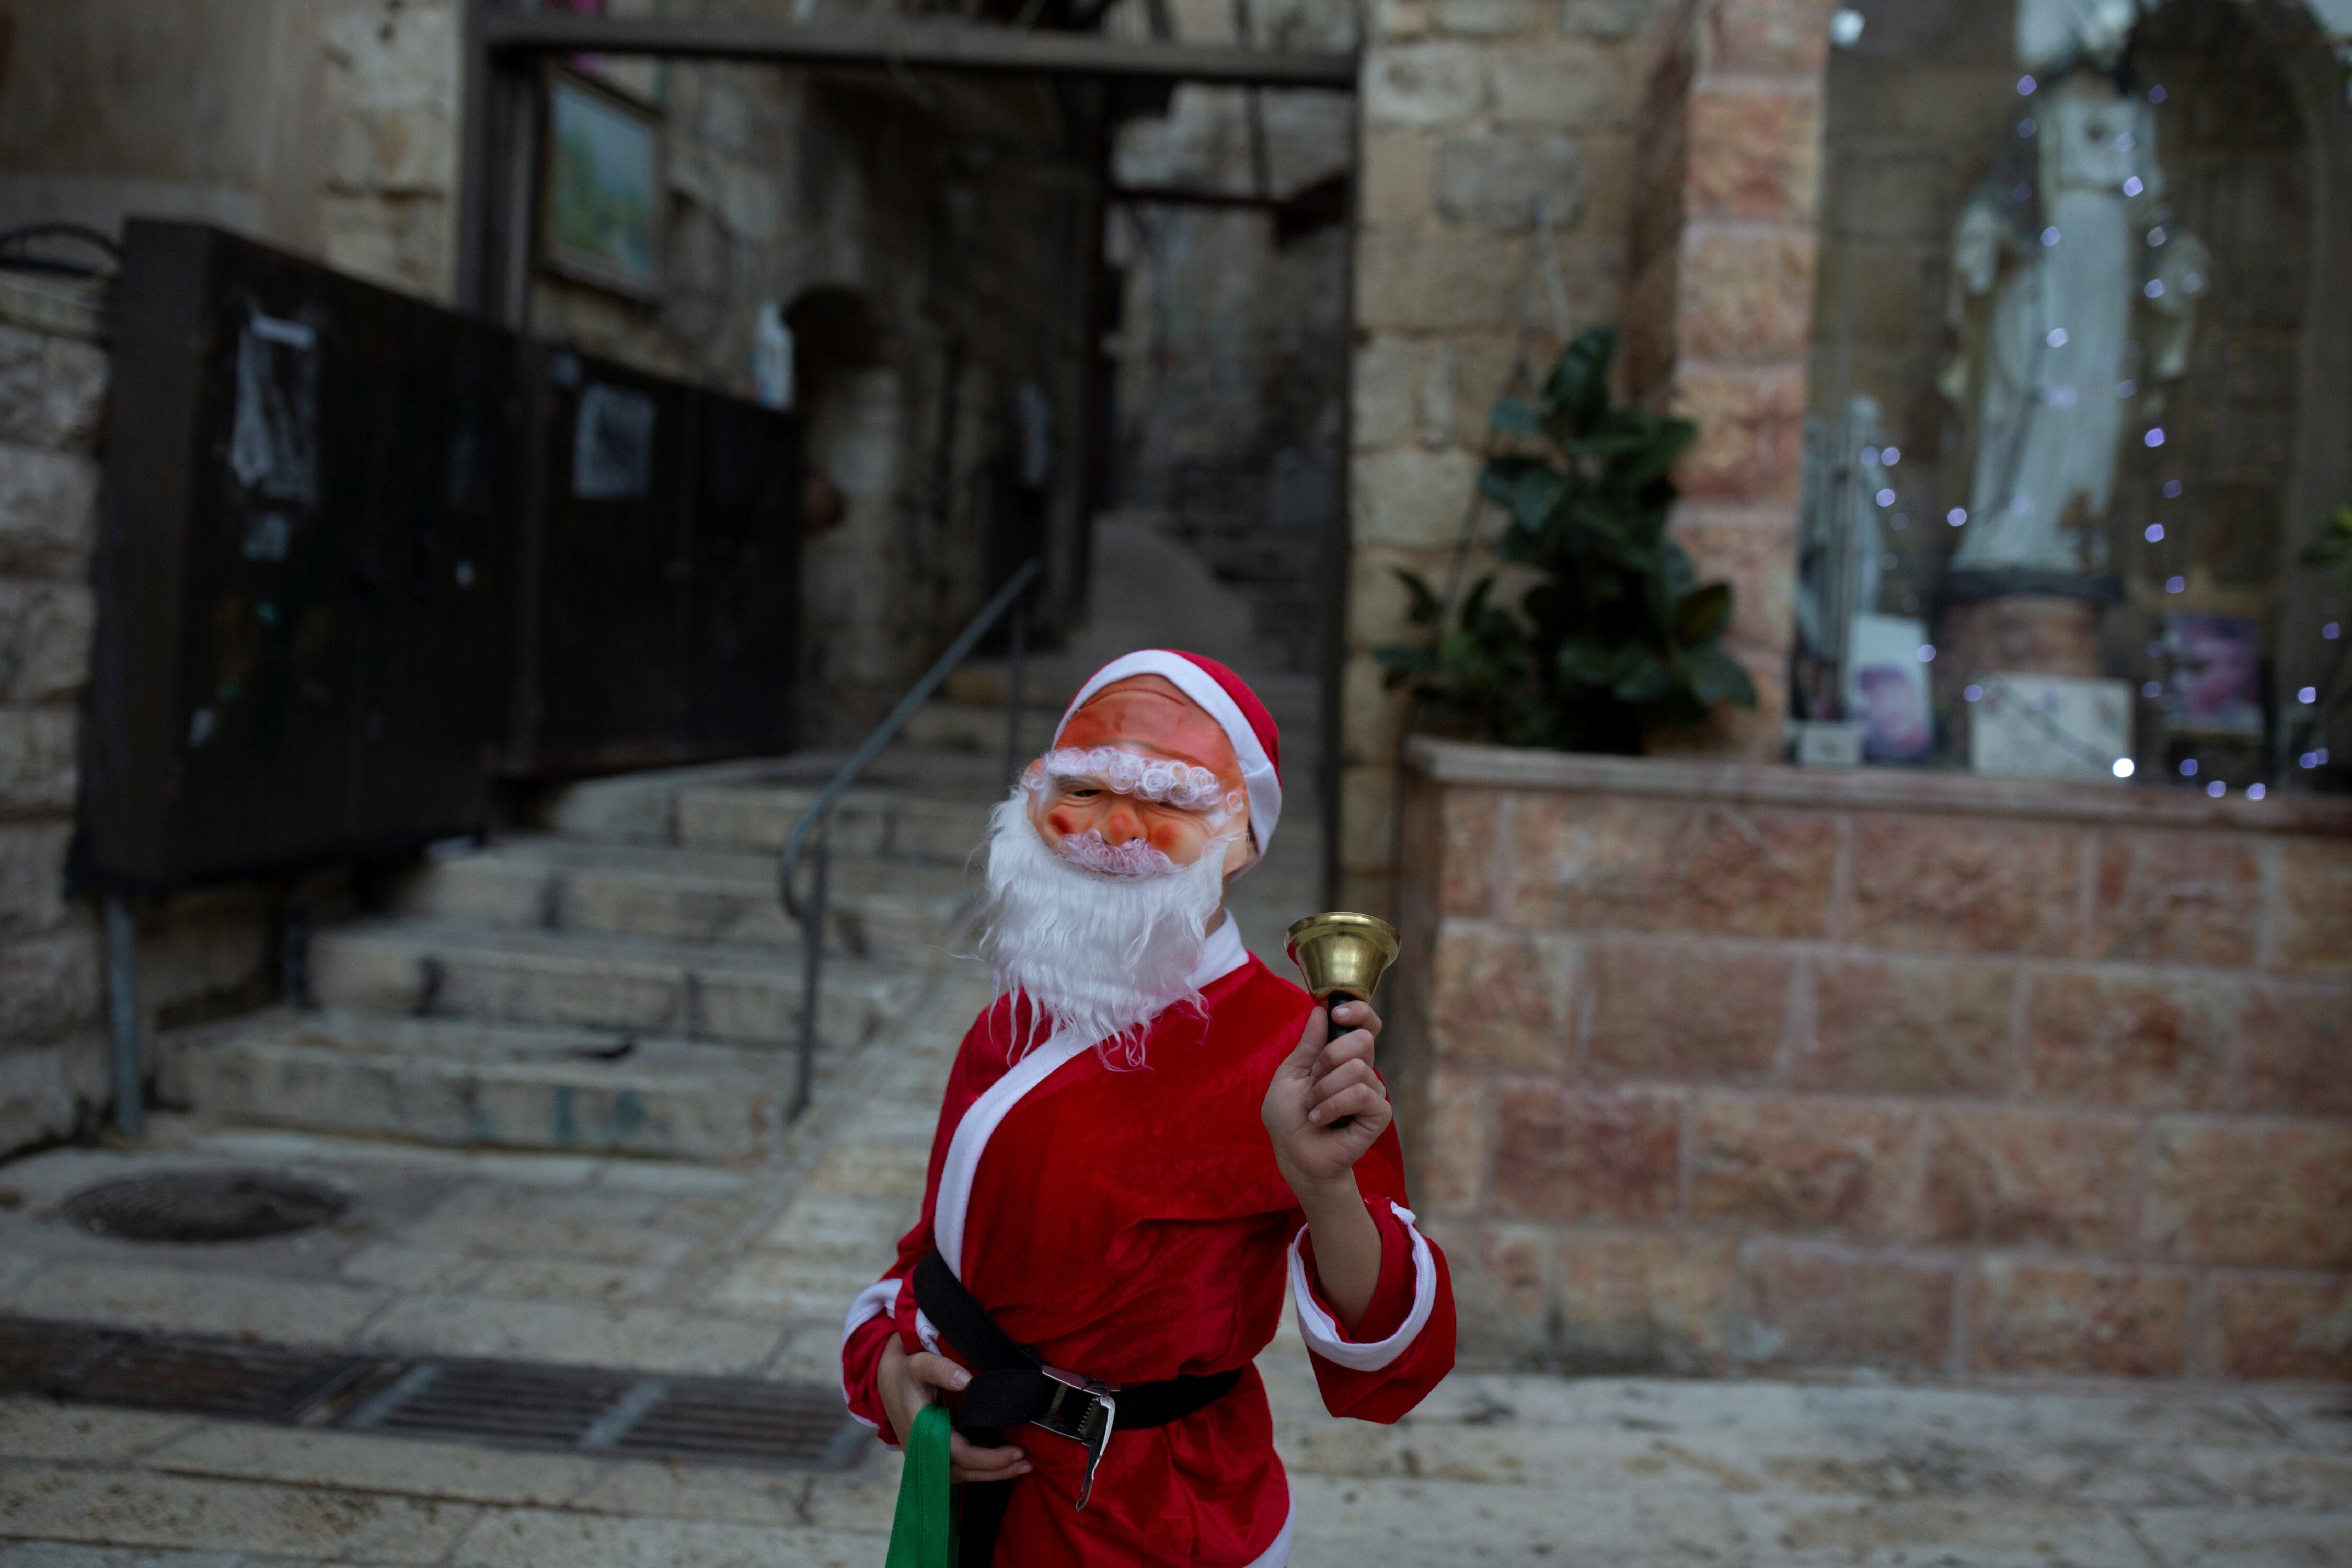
[{"xmin": 779, "ymin": 556, "xmax": 1042, "ymax": 1119}]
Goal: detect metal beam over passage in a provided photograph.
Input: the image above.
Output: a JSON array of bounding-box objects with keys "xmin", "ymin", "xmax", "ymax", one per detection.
[{"xmin": 476, "ymin": 11, "xmax": 1359, "ymax": 90}]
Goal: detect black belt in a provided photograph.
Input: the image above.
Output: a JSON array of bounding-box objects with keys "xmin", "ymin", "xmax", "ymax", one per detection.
[{"xmin": 909, "ymin": 1248, "xmax": 1241, "ymax": 1515}]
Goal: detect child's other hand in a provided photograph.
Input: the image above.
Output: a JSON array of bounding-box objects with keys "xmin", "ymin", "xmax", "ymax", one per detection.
[{"xmin": 875, "ymin": 1335, "xmax": 1031, "ymax": 1483}]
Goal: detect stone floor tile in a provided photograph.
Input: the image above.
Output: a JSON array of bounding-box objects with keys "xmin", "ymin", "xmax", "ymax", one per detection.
[
  {"xmin": 0, "ymin": 1544, "xmax": 245, "ymax": 1568},
  {"xmin": 333, "ymin": 1246, "xmax": 480, "ymax": 1294},
  {"xmin": 465, "ymin": 1258, "xmax": 667, "ymax": 1305},
  {"xmin": 756, "ymin": 1195, "xmax": 907, "ymax": 1258},
  {"xmin": 142, "ymin": 1425, "xmax": 598, "ymax": 1508},
  {"xmin": 1284, "ymin": 1472, "xmax": 1744, "ymax": 1563},
  {"xmin": 446, "ymin": 1509, "xmax": 880, "ymax": 1568},
  {"xmin": 0, "ymin": 1464, "xmax": 479, "ymax": 1563},
  {"xmin": 360, "ymin": 1296, "xmax": 783, "ymax": 1375},
  {"xmin": 799, "ymin": 1456, "xmax": 900, "ymax": 1535},
  {"xmin": 2246, "ymin": 1389, "xmax": 2352, "ymax": 1452},
  {"xmin": 0, "ymin": 1266, "xmax": 386, "ymax": 1346},
  {"xmin": 2128, "ymin": 1506, "xmax": 2352, "ymax": 1566},
  {"xmin": 704, "ymin": 1255, "xmax": 877, "ymax": 1319},
  {"xmin": 1727, "ymin": 1495, "xmax": 2150, "ymax": 1566},
  {"xmin": 562, "ymin": 1460, "xmax": 811, "ymax": 1527},
  {"xmin": 765, "ymin": 1320, "xmax": 854, "ymax": 1383},
  {"xmin": 0, "ymin": 1403, "xmax": 200, "ymax": 1465}
]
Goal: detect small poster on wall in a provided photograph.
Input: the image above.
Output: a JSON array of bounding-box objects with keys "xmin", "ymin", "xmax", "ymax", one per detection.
[
  {"xmin": 2161, "ymin": 613, "xmax": 2264, "ymax": 736},
  {"xmin": 1844, "ymin": 613, "xmax": 1933, "ymax": 763},
  {"xmin": 542, "ymin": 68, "xmax": 662, "ymax": 300}
]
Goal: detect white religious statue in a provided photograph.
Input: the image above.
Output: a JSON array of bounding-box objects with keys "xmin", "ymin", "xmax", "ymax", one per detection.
[{"xmin": 1940, "ymin": 0, "xmax": 2210, "ymax": 574}]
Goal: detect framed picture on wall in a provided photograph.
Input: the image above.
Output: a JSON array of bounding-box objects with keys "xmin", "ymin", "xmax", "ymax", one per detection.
[{"xmin": 540, "ymin": 67, "xmax": 662, "ymax": 301}]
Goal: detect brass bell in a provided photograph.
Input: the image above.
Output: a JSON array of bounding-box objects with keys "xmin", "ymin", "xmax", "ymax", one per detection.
[{"xmin": 1285, "ymin": 912, "xmax": 1401, "ymax": 1017}]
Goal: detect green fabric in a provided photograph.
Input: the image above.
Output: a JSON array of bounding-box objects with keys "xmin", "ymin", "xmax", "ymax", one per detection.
[{"xmin": 886, "ymin": 1403, "xmax": 958, "ymax": 1568}]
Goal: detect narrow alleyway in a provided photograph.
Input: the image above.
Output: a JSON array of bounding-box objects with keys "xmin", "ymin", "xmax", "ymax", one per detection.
[{"xmin": 3, "ymin": 515, "xmax": 2347, "ymax": 1566}]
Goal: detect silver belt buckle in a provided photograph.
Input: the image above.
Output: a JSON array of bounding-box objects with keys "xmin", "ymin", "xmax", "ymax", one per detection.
[{"xmin": 1034, "ymin": 1366, "xmax": 1119, "ymax": 1511}]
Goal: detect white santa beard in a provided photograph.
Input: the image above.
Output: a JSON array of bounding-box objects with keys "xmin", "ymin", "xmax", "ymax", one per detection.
[{"xmin": 976, "ymin": 794, "xmax": 1230, "ymax": 1065}]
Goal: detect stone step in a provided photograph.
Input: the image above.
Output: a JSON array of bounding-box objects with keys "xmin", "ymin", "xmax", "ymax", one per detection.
[
  {"xmin": 157, "ymin": 1009, "xmax": 803, "ymax": 1160},
  {"xmin": 309, "ymin": 917, "xmax": 920, "ymax": 1048},
  {"xmin": 671, "ymin": 775, "xmax": 1002, "ymax": 862},
  {"xmin": 394, "ymin": 836, "xmax": 977, "ymax": 960},
  {"xmin": 899, "ymin": 699, "xmax": 1059, "ymax": 757}
]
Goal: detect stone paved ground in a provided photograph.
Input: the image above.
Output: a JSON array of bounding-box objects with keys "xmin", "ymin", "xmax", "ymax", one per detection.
[{"xmin": 3, "ymin": 963, "xmax": 2348, "ymax": 1566}]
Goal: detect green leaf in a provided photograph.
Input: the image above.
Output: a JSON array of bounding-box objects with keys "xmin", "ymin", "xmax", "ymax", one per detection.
[
  {"xmin": 1682, "ymin": 645, "xmax": 1760, "ymax": 708},
  {"xmin": 1674, "ymin": 582, "xmax": 1733, "ymax": 644},
  {"xmin": 1611, "ymin": 653, "xmax": 1678, "ymax": 704},
  {"xmin": 1542, "ymin": 325, "xmax": 1619, "ymax": 433},
  {"xmin": 1489, "ymin": 397, "xmax": 1544, "ymax": 434},
  {"xmin": 1554, "ymin": 639, "xmax": 1621, "ymax": 686},
  {"xmin": 2304, "ymin": 504, "xmax": 2352, "ymax": 568},
  {"xmin": 1391, "ymin": 567, "xmax": 1445, "ymax": 628}
]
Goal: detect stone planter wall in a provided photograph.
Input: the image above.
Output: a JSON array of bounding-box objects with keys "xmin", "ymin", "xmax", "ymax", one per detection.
[{"xmin": 1392, "ymin": 737, "xmax": 2352, "ymax": 1380}]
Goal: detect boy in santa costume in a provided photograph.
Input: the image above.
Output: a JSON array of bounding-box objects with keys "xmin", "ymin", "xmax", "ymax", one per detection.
[{"xmin": 840, "ymin": 649, "xmax": 1456, "ymax": 1566}]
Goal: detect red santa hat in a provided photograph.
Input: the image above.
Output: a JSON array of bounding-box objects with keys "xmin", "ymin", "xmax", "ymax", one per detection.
[{"xmin": 1055, "ymin": 649, "xmax": 1283, "ymax": 854}]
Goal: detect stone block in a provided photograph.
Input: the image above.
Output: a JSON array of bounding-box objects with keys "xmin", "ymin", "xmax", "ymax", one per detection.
[
  {"xmin": 1669, "ymin": 366, "xmax": 1807, "ymax": 505},
  {"xmin": 1685, "ymin": 86, "xmax": 1821, "ymax": 224},
  {"xmin": 2024, "ymin": 971, "xmax": 2234, "ymax": 1111},
  {"xmin": 1355, "ymin": 232, "xmax": 1521, "ymax": 332},
  {"xmin": 1585, "ymin": 937, "xmax": 1791, "ymax": 1084},
  {"xmin": 0, "ymin": 923, "xmax": 101, "ymax": 1042},
  {"xmin": 1490, "ymin": 47, "xmax": 1619, "ymax": 128},
  {"xmin": 1671, "ymin": 511, "xmax": 1796, "ymax": 662},
  {"xmin": 1345, "ymin": 543, "xmax": 1434, "ymax": 652},
  {"xmin": 1560, "ymin": 0, "xmax": 1654, "ymax": 38},
  {"xmin": 2270, "ymin": 838, "xmax": 2352, "ymax": 978},
  {"xmin": 1920, "ymin": 1106, "xmax": 2137, "ymax": 1251},
  {"xmin": 1968, "ymin": 1258, "xmax": 2191, "ymax": 1377},
  {"xmin": 1803, "ymin": 953, "xmax": 2016, "ymax": 1097},
  {"xmin": 1506, "ymin": 795, "xmax": 1836, "ymax": 937},
  {"xmin": 1352, "ymin": 445, "xmax": 1485, "ymax": 547},
  {"xmin": 1677, "ymin": 230, "xmax": 1816, "ymax": 365},
  {"xmin": 1741, "ymin": 1242, "xmax": 1953, "ymax": 1370},
  {"xmin": 1846, "ymin": 815, "xmax": 2082, "ymax": 956},
  {"xmin": 1438, "ymin": 786, "xmax": 1500, "ymax": 916},
  {"xmin": 1435, "ymin": 0, "xmax": 1536, "ymax": 34},
  {"xmin": 1352, "ymin": 335, "xmax": 1417, "ymax": 448},
  {"xmin": 2239, "ymin": 982, "xmax": 2352, "ymax": 1119},
  {"xmin": 1340, "ymin": 651, "xmax": 1411, "ymax": 768},
  {"xmin": 0, "ymin": 705, "xmax": 76, "ymax": 816},
  {"xmin": 1553, "ymin": 1227, "xmax": 1740, "ymax": 1372},
  {"xmin": 2214, "ymin": 1275, "xmax": 2352, "ymax": 1380},
  {"xmin": 0, "ymin": 443, "xmax": 99, "ymax": 579},
  {"xmin": 1437, "ymin": 133, "xmax": 1586, "ymax": 231},
  {"xmin": 0, "ymin": 326, "xmax": 108, "ymax": 454},
  {"xmin": 2087, "ymin": 829, "xmax": 2263, "ymax": 967},
  {"xmin": 1338, "ymin": 762, "xmax": 1398, "ymax": 877},
  {"xmin": 0, "ymin": 579, "xmax": 93, "ymax": 702},
  {"xmin": 1703, "ymin": 0, "xmax": 1837, "ymax": 76},
  {"xmin": 1431, "ymin": 921, "xmax": 1577, "ymax": 1068},
  {"xmin": 0, "ymin": 1029, "xmax": 106, "ymax": 1156},
  {"xmin": 1492, "ymin": 1083, "xmax": 1681, "ymax": 1221},
  {"xmin": 1688, "ymin": 1092, "xmax": 1918, "ymax": 1237},
  {"xmin": 1417, "ymin": 1065, "xmax": 1491, "ymax": 1216},
  {"xmin": 0, "ymin": 819, "xmax": 71, "ymax": 937},
  {"xmin": 1364, "ymin": 43, "xmax": 1488, "ymax": 126},
  {"xmin": 1432, "ymin": 1216, "xmax": 1555, "ymax": 1353},
  {"xmin": 2146, "ymin": 1120, "xmax": 2352, "ymax": 1268}
]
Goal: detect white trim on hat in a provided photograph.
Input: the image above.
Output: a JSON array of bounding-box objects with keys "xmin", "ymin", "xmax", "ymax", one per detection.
[{"xmin": 1055, "ymin": 650, "xmax": 1283, "ymax": 854}]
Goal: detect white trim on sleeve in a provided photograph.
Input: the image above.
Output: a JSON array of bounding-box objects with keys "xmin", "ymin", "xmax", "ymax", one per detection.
[
  {"xmin": 839, "ymin": 1276, "xmax": 902, "ymax": 1429},
  {"xmin": 1287, "ymin": 1202, "xmax": 1439, "ymax": 1374}
]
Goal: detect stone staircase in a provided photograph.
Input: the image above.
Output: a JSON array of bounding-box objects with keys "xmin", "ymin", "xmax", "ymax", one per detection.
[{"xmin": 156, "ymin": 749, "xmax": 1004, "ymax": 1162}]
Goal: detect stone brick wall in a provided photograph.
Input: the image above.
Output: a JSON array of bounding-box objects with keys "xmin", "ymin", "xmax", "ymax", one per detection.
[
  {"xmin": 1340, "ymin": 0, "xmax": 1828, "ymax": 910},
  {"xmin": 1392, "ymin": 737, "xmax": 2352, "ymax": 1380},
  {"xmin": 0, "ymin": 308, "xmax": 109, "ymax": 1154}
]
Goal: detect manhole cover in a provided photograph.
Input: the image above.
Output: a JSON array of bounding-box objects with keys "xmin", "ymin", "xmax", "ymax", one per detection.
[{"xmin": 61, "ymin": 1169, "xmax": 349, "ymax": 1243}]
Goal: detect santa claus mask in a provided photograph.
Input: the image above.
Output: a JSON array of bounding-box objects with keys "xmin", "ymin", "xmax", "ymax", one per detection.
[{"xmin": 980, "ymin": 674, "xmax": 1257, "ymax": 1062}]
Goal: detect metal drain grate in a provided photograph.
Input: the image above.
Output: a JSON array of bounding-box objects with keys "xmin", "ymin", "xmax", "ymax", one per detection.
[
  {"xmin": 0, "ymin": 1315, "xmax": 863, "ymax": 1470},
  {"xmin": 61, "ymin": 1169, "xmax": 349, "ymax": 1243}
]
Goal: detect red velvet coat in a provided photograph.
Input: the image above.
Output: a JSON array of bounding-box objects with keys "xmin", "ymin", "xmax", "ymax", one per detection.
[{"xmin": 840, "ymin": 919, "xmax": 1456, "ymax": 1565}]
